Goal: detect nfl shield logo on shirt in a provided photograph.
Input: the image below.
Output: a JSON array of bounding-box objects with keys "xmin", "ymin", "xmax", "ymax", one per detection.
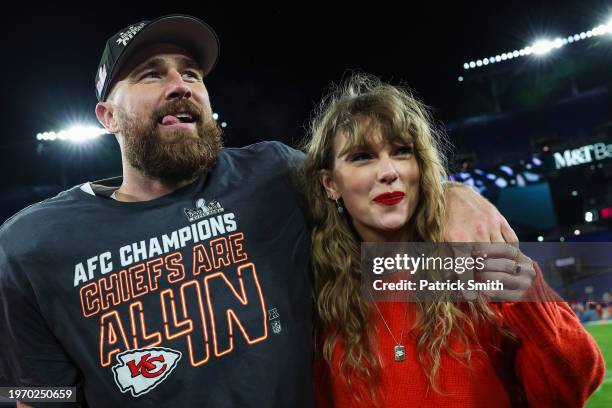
[{"xmin": 112, "ymin": 347, "xmax": 182, "ymax": 397}]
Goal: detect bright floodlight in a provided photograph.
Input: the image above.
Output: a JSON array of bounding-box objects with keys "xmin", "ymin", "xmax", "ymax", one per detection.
[
  {"xmin": 36, "ymin": 126, "xmax": 107, "ymax": 143},
  {"xmin": 221, "ymin": 122, "xmax": 227, "ymax": 128},
  {"xmin": 212, "ymin": 112, "xmax": 219, "ymax": 120},
  {"xmin": 592, "ymin": 25, "xmax": 604, "ymax": 36},
  {"xmin": 461, "ymin": 17, "xmax": 612, "ymax": 71},
  {"xmin": 530, "ymin": 38, "xmax": 565, "ymax": 55}
]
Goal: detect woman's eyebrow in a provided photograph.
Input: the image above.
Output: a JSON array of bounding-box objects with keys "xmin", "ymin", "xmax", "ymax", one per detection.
[{"xmin": 338, "ymin": 144, "xmax": 370, "ymax": 157}]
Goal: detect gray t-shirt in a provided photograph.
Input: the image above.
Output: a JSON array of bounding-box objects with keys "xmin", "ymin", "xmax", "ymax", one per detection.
[{"xmin": 0, "ymin": 141, "xmax": 314, "ymax": 407}]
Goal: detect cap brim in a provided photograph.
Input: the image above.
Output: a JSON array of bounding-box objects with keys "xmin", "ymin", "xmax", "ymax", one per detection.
[{"xmin": 113, "ymin": 14, "xmax": 219, "ymax": 82}]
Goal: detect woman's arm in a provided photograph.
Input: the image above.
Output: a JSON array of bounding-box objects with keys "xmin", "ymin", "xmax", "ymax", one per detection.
[{"xmin": 496, "ymin": 265, "xmax": 605, "ymax": 407}]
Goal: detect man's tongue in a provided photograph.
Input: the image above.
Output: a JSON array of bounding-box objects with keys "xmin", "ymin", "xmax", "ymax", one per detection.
[{"xmin": 161, "ymin": 115, "xmax": 180, "ymax": 126}]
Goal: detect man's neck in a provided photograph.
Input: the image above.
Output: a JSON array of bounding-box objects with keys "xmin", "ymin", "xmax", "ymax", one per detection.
[{"xmin": 115, "ymin": 165, "xmax": 198, "ymax": 202}]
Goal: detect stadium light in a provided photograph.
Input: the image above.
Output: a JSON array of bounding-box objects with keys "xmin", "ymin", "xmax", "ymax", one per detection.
[
  {"xmin": 461, "ymin": 17, "xmax": 612, "ymax": 72},
  {"xmin": 36, "ymin": 125, "xmax": 107, "ymax": 143},
  {"xmin": 494, "ymin": 178, "xmax": 508, "ymax": 188},
  {"xmin": 531, "ymin": 38, "xmax": 565, "ymax": 55},
  {"xmin": 499, "ymin": 165, "xmax": 513, "ymax": 176}
]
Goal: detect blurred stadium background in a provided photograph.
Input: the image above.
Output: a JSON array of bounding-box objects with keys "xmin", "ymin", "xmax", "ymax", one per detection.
[{"xmin": 451, "ymin": 16, "xmax": 612, "ymax": 406}]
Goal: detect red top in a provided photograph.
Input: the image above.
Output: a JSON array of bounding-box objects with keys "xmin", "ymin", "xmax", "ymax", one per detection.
[{"xmin": 315, "ymin": 265, "xmax": 605, "ymax": 407}]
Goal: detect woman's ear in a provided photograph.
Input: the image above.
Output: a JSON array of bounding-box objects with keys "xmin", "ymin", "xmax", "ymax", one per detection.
[{"xmin": 319, "ymin": 169, "xmax": 340, "ymax": 200}]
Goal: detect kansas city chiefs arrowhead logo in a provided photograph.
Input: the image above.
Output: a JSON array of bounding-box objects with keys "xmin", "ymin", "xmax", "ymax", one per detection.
[{"xmin": 112, "ymin": 347, "xmax": 181, "ymax": 397}]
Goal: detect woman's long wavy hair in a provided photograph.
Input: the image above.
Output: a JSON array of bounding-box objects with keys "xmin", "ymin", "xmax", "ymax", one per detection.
[{"xmin": 302, "ymin": 73, "xmax": 511, "ymax": 400}]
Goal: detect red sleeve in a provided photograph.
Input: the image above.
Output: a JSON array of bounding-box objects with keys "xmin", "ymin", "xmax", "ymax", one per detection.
[{"xmin": 496, "ymin": 262, "xmax": 605, "ymax": 407}]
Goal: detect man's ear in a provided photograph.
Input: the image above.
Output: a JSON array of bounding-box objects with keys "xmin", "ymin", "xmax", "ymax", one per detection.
[
  {"xmin": 319, "ymin": 169, "xmax": 340, "ymax": 200},
  {"xmin": 95, "ymin": 101, "xmax": 119, "ymax": 134}
]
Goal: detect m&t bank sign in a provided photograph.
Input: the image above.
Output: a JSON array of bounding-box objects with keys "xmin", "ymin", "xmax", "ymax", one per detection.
[{"xmin": 553, "ymin": 142, "xmax": 612, "ymax": 169}]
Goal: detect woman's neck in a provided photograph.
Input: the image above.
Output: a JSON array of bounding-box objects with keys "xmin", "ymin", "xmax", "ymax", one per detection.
[{"xmin": 354, "ymin": 223, "xmax": 411, "ymax": 243}]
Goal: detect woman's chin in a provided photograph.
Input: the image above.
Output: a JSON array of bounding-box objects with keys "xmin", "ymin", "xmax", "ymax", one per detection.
[{"xmin": 377, "ymin": 216, "xmax": 410, "ymax": 232}]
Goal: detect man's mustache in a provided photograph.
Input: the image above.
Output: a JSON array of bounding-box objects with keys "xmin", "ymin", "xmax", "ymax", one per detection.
[{"xmin": 152, "ymin": 100, "xmax": 204, "ymax": 124}]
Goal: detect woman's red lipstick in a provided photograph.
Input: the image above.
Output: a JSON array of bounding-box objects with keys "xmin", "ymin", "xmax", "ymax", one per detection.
[{"xmin": 373, "ymin": 192, "xmax": 405, "ymax": 206}]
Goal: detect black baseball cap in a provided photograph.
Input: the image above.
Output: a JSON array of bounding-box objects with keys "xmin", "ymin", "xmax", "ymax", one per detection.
[{"xmin": 95, "ymin": 14, "xmax": 219, "ymax": 101}]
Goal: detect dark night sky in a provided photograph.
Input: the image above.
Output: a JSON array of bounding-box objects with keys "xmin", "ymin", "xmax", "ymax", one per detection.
[{"xmin": 1, "ymin": 1, "xmax": 611, "ymax": 188}]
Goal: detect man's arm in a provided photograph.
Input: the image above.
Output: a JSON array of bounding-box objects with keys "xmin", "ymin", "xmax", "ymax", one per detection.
[
  {"xmin": 0, "ymin": 228, "xmax": 82, "ymax": 406},
  {"xmin": 444, "ymin": 182, "xmax": 518, "ymax": 242}
]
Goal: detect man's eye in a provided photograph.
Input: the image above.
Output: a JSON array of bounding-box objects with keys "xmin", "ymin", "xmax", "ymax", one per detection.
[
  {"xmin": 395, "ymin": 145, "xmax": 414, "ymax": 156},
  {"xmin": 183, "ymin": 71, "xmax": 202, "ymax": 80},
  {"xmin": 141, "ymin": 71, "xmax": 160, "ymax": 79},
  {"xmin": 348, "ymin": 152, "xmax": 372, "ymax": 162}
]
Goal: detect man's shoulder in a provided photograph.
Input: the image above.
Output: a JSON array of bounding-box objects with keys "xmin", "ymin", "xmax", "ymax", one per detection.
[
  {"xmin": 220, "ymin": 140, "xmax": 305, "ymax": 164},
  {"xmin": 0, "ymin": 185, "xmax": 83, "ymax": 240}
]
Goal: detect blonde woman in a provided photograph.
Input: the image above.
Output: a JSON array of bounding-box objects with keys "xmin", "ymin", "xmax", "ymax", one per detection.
[{"xmin": 303, "ymin": 73, "xmax": 604, "ymax": 407}]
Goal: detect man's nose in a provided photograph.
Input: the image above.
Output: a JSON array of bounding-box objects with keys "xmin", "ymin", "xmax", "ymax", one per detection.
[{"xmin": 164, "ymin": 70, "xmax": 192, "ymax": 100}]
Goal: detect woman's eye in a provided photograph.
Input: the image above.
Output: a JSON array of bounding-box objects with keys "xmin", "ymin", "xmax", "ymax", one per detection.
[
  {"xmin": 348, "ymin": 152, "xmax": 372, "ymax": 162},
  {"xmin": 395, "ymin": 145, "xmax": 414, "ymax": 156}
]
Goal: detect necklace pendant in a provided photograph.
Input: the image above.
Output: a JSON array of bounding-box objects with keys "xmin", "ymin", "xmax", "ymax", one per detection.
[{"xmin": 394, "ymin": 345, "xmax": 406, "ymax": 362}]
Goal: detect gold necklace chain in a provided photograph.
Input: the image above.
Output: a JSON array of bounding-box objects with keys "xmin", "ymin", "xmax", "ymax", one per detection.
[{"xmin": 368, "ymin": 289, "xmax": 410, "ymax": 362}]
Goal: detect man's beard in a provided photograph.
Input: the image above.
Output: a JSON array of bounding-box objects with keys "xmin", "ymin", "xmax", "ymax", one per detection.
[{"xmin": 115, "ymin": 101, "xmax": 223, "ymax": 182}]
